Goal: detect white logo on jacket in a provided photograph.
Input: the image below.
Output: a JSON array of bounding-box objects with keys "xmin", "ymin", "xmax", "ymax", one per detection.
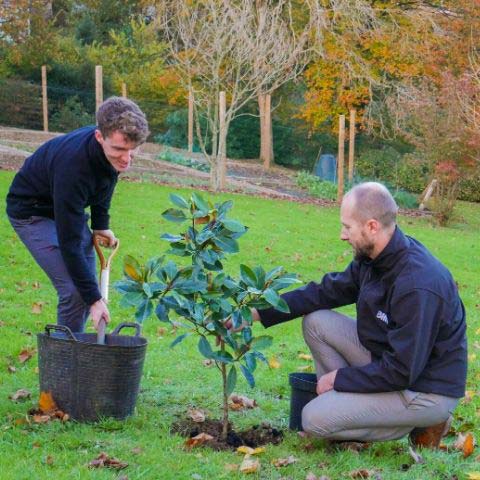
[{"xmin": 376, "ymin": 310, "xmax": 389, "ymax": 325}]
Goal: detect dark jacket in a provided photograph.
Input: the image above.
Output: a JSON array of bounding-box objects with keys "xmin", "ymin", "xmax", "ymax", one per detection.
[
  {"xmin": 6, "ymin": 126, "xmax": 118, "ymax": 306},
  {"xmin": 259, "ymin": 227, "xmax": 467, "ymax": 398}
]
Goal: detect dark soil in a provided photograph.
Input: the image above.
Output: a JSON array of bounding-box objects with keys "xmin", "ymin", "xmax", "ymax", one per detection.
[{"xmin": 171, "ymin": 418, "xmax": 284, "ymax": 451}]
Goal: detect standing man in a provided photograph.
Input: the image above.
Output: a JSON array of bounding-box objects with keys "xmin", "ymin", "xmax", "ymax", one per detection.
[
  {"xmin": 6, "ymin": 97, "xmax": 149, "ymax": 332},
  {"xmin": 254, "ymin": 182, "xmax": 467, "ymax": 448}
]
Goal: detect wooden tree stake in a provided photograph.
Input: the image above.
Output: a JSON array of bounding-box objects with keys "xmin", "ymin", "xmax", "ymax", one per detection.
[
  {"xmin": 337, "ymin": 115, "xmax": 346, "ymax": 202},
  {"xmin": 95, "ymin": 65, "xmax": 103, "ymax": 112},
  {"xmin": 188, "ymin": 89, "xmax": 194, "ymax": 153},
  {"xmin": 348, "ymin": 109, "xmax": 356, "ymax": 182},
  {"xmin": 41, "ymin": 65, "xmax": 48, "ymax": 132},
  {"xmin": 121, "ymin": 82, "xmax": 127, "ymax": 98},
  {"xmin": 218, "ymin": 91, "xmax": 227, "ymax": 189}
]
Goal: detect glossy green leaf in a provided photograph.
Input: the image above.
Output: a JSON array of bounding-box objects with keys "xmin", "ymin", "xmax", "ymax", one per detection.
[
  {"xmin": 250, "ymin": 335, "xmax": 273, "ymax": 350},
  {"xmin": 240, "ymin": 364, "xmax": 255, "ymax": 388},
  {"xmin": 226, "ymin": 365, "xmax": 237, "ymax": 396},
  {"xmin": 222, "ymin": 219, "xmax": 245, "ymax": 233},
  {"xmin": 170, "ymin": 332, "xmax": 190, "ymax": 348},
  {"xmin": 198, "ymin": 336, "xmax": 213, "ymax": 359},
  {"xmin": 135, "ymin": 299, "xmax": 153, "ymax": 323},
  {"xmin": 162, "ymin": 208, "xmax": 187, "ymax": 223},
  {"xmin": 240, "ymin": 264, "xmax": 257, "ymax": 286},
  {"xmin": 169, "ymin": 193, "xmax": 189, "ymax": 209}
]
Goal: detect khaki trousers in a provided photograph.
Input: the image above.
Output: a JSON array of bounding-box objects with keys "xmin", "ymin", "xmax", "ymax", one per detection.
[{"xmin": 301, "ymin": 310, "xmax": 459, "ymax": 442}]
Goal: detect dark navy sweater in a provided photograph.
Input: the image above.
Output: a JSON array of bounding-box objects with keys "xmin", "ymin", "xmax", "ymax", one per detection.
[
  {"xmin": 259, "ymin": 227, "xmax": 467, "ymax": 398},
  {"xmin": 6, "ymin": 126, "xmax": 118, "ymax": 306}
]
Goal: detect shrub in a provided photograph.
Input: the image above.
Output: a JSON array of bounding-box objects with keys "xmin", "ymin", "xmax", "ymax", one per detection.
[
  {"xmin": 49, "ymin": 96, "xmax": 94, "ymax": 132},
  {"xmin": 115, "ymin": 193, "xmax": 299, "ymax": 438},
  {"xmin": 157, "ymin": 149, "xmax": 210, "ymax": 173},
  {"xmin": 296, "ymin": 171, "xmax": 337, "ymax": 200}
]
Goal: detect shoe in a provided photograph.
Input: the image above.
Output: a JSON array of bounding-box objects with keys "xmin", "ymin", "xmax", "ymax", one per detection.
[{"xmin": 409, "ymin": 415, "xmax": 452, "ymax": 449}]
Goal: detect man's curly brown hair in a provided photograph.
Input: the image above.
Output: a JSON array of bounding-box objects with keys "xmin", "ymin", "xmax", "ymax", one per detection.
[{"xmin": 96, "ymin": 97, "xmax": 149, "ymax": 144}]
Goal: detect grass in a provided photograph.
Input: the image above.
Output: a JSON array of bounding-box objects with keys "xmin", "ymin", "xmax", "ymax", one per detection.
[{"xmin": 0, "ymin": 170, "xmax": 479, "ymax": 480}]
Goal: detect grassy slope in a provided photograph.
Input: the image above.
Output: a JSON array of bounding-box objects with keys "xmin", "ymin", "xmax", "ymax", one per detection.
[{"xmin": 0, "ymin": 170, "xmax": 478, "ymax": 480}]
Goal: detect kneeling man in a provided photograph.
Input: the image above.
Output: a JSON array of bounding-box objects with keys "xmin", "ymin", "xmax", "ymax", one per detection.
[{"xmin": 254, "ymin": 182, "xmax": 467, "ymax": 448}]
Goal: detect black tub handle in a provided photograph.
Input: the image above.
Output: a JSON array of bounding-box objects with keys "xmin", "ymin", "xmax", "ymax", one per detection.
[
  {"xmin": 111, "ymin": 322, "xmax": 142, "ymax": 337},
  {"xmin": 45, "ymin": 324, "xmax": 77, "ymax": 341}
]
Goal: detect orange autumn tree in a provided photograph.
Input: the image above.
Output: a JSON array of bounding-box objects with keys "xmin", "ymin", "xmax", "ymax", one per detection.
[{"xmin": 299, "ymin": 1, "xmax": 441, "ymax": 133}]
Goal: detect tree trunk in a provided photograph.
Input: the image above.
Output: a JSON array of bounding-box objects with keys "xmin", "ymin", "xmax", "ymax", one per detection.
[
  {"xmin": 259, "ymin": 93, "xmax": 273, "ymax": 169},
  {"xmin": 221, "ymin": 344, "xmax": 229, "ymax": 440}
]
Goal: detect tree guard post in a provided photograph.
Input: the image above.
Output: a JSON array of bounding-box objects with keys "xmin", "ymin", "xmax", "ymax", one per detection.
[
  {"xmin": 41, "ymin": 65, "xmax": 48, "ymax": 132},
  {"xmin": 95, "ymin": 65, "xmax": 103, "ymax": 112},
  {"xmin": 337, "ymin": 114, "xmax": 346, "ymax": 202},
  {"xmin": 188, "ymin": 89, "xmax": 194, "ymax": 153},
  {"xmin": 348, "ymin": 109, "xmax": 356, "ymax": 183},
  {"xmin": 121, "ymin": 82, "xmax": 127, "ymax": 98},
  {"xmin": 219, "ymin": 91, "xmax": 227, "ymax": 189}
]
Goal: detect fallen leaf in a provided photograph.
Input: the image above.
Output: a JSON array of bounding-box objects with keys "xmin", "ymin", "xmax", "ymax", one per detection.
[
  {"xmin": 408, "ymin": 446, "xmax": 425, "ymax": 464},
  {"xmin": 184, "ymin": 433, "xmax": 214, "ymax": 449},
  {"xmin": 7, "ymin": 365, "xmax": 16, "ymax": 373},
  {"xmin": 298, "ymin": 364, "xmax": 314, "ymax": 372},
  {"xmin": 224, "ymin": 463, "xmax": 238, "ymax": 472},
  {"xmin": 349, "ymin": 469, "xmax": 375, "ymax": 479},
  {"xmin": 236, "ymin": 446, "xmax": 265, "ymax": 455},
  {"xmin": 9, "ymin": 389, "xmax": 31, "ymax": 401},
  {"xmin": 187, "ymin": 408, "xmax": 206, "ymax": 423},
  {"xmin": 0, "ymin": 320, "xmax": 5, "ymax": 327},
  {"xmin": 31, "ymin": 302, "xmax": 44, "ymax": 314},
  {"xmin": 131, "ymin": 447, "xmax": 143, "ymax": 455},
  {"xmin": 467, "ymin": 473, "xmax": 480, "ymax": 480},
  {"xmin": 230, "ymin": 394, "xmax": 257, "ymax": 410},
  {"xmin": 239, "ymin": 457, "xmax": 260, "ymax": 474},
  {"xmin": 39, "ymin": 391, "xmax": 57, "ymax": 414},
  {"xmin": 203, "ymin": 359, "xmax": 214, "ymax": 367},
  {"xmin": 88, "ymin": 452, "xmax": 128, "ymax": 470},
  {"xmin": 45, "ymin": 455, "xmax": 54, "ymax": 465},
  {"xmin": 454, "ymin": 432, "xmax": 476, "ymax": 458},
  {"xmin": 33, "ymin": 414, "xmax": 51, "ymax": 424},
  {"xmin": 32, "ymin": 281, "xmax": 40, "ymax": 289},
  {"xmin": 298, "ymin": 353, "xmax": 312, "ymax": 361},
  {"xmin": 18, "ymin": 347, "xmax": 36, "ymax": 363},
  {"xmin": 157, "ymin": 327, "xmax": 167, "ymax": 336},
  {"xmin": 268, "ymin": 357, "xmax": 281, "ymax": 369},
  {"xmin": 272, "ymin": 455, "xmax": 297, "ymax": 467},
  {"xmin": 463, "ymin": 391, "xmax": 475, "ymax": 404}
]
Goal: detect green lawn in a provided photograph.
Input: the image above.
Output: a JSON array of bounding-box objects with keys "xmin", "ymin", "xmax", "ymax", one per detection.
[{"xmin": 0, "ymin": 170, "xmax": 478, "ymax": 480}]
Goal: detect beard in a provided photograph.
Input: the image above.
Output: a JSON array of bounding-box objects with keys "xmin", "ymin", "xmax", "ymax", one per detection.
[{"xmin": 353, "ymin": 241, "xmax": 375, "ymax": 262}]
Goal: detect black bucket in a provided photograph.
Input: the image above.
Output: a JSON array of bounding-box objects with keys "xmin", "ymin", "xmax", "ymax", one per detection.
[
  {"xmin": 288, "ymin": 372, "xmax": 317, "ymax": 430},
  {"xmin": 37, "ymin": 323, "xmax": 147, "ymax": 422}
]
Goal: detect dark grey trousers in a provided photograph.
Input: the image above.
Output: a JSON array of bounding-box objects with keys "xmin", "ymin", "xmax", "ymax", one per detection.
[
  {"xmin": 301, "ymin": 310, "xmax": 459, "ymax": 442},
  {"xmin": 9, "ymin": 215, "xmax": 95, "ymax": 332}
]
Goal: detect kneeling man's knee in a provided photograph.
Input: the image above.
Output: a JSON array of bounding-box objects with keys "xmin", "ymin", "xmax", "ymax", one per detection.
[{"xmin": 301, "ymin": 401, "xmax": 332, "ymax": 438}]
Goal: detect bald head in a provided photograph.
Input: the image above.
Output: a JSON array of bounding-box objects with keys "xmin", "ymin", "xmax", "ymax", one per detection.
[{"xmin": 343, "ymin": 182, "xmax": 398, "ymax": 229}]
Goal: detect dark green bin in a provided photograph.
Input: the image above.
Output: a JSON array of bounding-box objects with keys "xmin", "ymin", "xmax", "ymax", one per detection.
[{"xmin": 288, "ymin": 372, "xmax": 317, "ymax": 430}]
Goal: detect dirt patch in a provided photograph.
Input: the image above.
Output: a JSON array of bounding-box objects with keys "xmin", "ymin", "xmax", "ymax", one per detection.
[{"xmin": 171, "ymin": 418, "xmax": 283, "ymax": 451}]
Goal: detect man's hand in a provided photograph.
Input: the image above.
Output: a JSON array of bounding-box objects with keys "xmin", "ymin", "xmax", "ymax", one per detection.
[
  {"xmin": 90, "ymin": 298, "xmax": 110, "ymax": 331},
  {"xmin": 316, "ymin": 370, "xmax": 337, "ymax": 395},
  {"xmin": 93, "ymin": 229, "xmax": 117, "ymax": 248}
]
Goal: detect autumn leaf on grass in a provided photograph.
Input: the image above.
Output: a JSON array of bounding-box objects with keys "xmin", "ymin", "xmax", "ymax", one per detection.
[
  {"xmin": 467, "ymin": 473, "xmax": 480, "ymax": 480},
  {"xmin": 237, "ymin": 446, "xmax": 265, "ymax": 455},
  {"xmin": 298, "ymin": 364, "xmax": 314, "ymax": 372},
  {"xmin": 184, "ymin": 433, "xmax": 214, "ymax": 449},
  {"xmin": 7, "ymin": 365, "xmax": 16, "ymax": 373},
  {"xmin": 272, "ymin": 455, "xmax": 297, "ymax": 467},
  {"xmin": 39, "ymin": 391, "xmax": 57, "ymax": 414},
  {"xmin": 298, "ymin": 353, "xmax": 312, "ymax": 361},
  {"xmin": 268, "ymin": 357, "xmax": 281, "ymax": 369},
  {"xmin": 230, "ymin": 394, "xmax": 258, "ymax": 410},
  {"xmin": 31, "ymin": 302, "xmax": 44, "ymax": 314},
  {"xmin": 9, "ymin": 389, "xmax": 31, "ymax": 401},
  {"xmin": 18, "ymin": 347, "xmax": 36, "ymax": 363},
  {"xmin": 32, "ymin": 281, "xmax": 40, "ymax": 289},
  {"xmin": 88, "ymin": 452, "xmax": 128, "ymax": 470},
  {"xmin": 349, "ymin": 469, "xmax": 376, "ymax": 479},
  {"xmin": 454, "ymin": 432, "xmax": 476, "ymax": 458},
  {"xmin": 28, "ymin": 391, "xmax": 69, "ymax": 423},
  {"xmin": 187, "ymin": 408, "xmax": 206, "ymax": 423},
  {"xmin": 224, "ymin": 463, "xmax": 238, "ymax": 472},
  {"xmin": 463, "ymin": 391, "xmax": 475, "ymax": 405},
  {"xmin": 239, "ymin": 456, "xmax": 260, "ymax": 474}
]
